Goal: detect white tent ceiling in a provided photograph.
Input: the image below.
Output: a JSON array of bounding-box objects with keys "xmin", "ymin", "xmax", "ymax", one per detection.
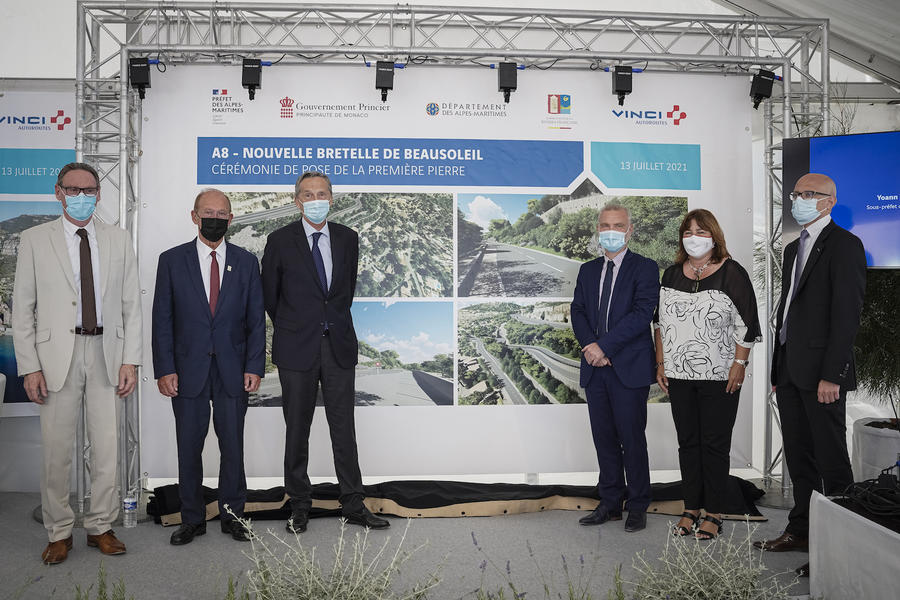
[{"xmin": 714, "ymin": 0, "xmax": 900, "ymax": 88}]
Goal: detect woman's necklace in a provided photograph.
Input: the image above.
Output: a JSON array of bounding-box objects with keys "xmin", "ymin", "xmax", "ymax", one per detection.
[{"xmin": 688, "ymin": 258, "xmax": 712, "ymax": 292}]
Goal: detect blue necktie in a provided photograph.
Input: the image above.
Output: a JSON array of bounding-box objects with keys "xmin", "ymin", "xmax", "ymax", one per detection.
[
  {"xmin": 780, "ymin": 229, "xmax": 809, "ymax": 345},
  {"xmin": 312, "ymin": 232, "xmax": 328, "ymax": 294},
  {"xmin": 598, "ymin": 259, "xmax": 615, "ymax": 334}
]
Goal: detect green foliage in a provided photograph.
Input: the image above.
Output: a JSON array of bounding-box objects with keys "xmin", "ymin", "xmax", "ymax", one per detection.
[
  {"xmin": 240, "ymin": 517, "xmax": 441, "ymax": 600},
  {"xmin": 419, "ymin": 354, "xmax": 453, "ymax": 378},
  {"xmin": 855, "ymin": 268, "xmax": 900, "ymax": 412},
  {"xmin": 74, "ymin": 563, "xmax": 135, "ymax": 600},
  {"xmin": 458, "ymin": 208, "xmax": 483, "ymax": 257},
  {"xmin": 625, "ymin": 522, "xmax": 797, "ymax": 599}
]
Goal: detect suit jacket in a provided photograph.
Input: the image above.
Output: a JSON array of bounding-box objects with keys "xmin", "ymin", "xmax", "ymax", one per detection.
[
  {"xmin": 571, "ymin": 249, "xmax": 660, "ymax": 389},
  {"xmin": 151, "ymin": 239, "xmax": 266, "ymax": 398},
  {"xmin": 261, "ymin": 220, "xmax": 359, "ymax": 371},
  {"xmin": 12, "ymin": 217, "xmax": 142, "ymax": 392},
  {"xmin": 771, "ymin": 220, "xmax": 866, "ymax": 390}
]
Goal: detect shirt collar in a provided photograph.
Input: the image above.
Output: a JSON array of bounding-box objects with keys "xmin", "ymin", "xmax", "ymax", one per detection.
[
  {"xmin": 803, "ymin": 214, "xmax": 831, "ymax": 238},
  {"xmin": 604, "ymin": 248, "xmax": 628, "ymax": 268},
  {"xmin": 62, "ymin": 216, "xmax": 96, "ymax": 238},
  {"xmin": 302, "ymin": 218, "xmax": 330, "ymax": 240},
  {"xmin": 195, "ymin": 236, "xmax": 226, "ymax": 259}
]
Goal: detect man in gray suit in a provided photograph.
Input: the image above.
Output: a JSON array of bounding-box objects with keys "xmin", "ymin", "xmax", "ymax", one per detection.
[{"xmin": 13, "ymin": 162, "xmax": 142, "ymax": 564}]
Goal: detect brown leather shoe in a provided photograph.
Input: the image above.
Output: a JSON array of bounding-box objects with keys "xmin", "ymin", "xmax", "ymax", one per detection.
[
  {"xmin": 41, "ymin": 536, "xmax": 73, "ymax": 564},
  {"xmin": 752, "ymin": 531, "xmax": 808, "ymax": 552},
  {"xmin": 87, "ymin": 530, "xmax": 126, "ymax": 555}
]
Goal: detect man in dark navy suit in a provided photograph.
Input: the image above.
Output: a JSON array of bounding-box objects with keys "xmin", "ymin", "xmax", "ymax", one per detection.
[
  {"xmin": 152, "ymin": 188, "xmax": 266, "ymax": 545},
  {"xmin": 571, "ymin": 204, "xmax": 660, "ymax": 532},
  {"xmin": 262, "ymin": 171, "xmax": 388, "ymax": 533},
  {"xmin": 755, "ymin": 173, "xmax": 866, "ymax": 572}
]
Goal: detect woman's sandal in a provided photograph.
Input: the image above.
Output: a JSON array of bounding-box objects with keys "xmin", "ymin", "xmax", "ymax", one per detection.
[
  {"xmin": 695, "ymin": 515, "xmax": 723, "ymax": 540},
  {"xmin": 673, "ymin": 511, "xmax": 701, "ymax": 536}
]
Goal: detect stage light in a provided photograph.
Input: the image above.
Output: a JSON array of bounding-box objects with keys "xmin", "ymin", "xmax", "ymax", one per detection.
[
  {"xmin": 498, "ymin": 62, "xmax": 517, "ymax": 103},
  {"xmin": 612, "ymin": 66, "xmax": 632, "ymax": 106},
  {"xmin": 129, "ymin": 57, "xmax": 151, "ymax": 100},
  {"xmin": 375, "ymin": 61, "xmax": 394, "ymax": 103},
  {"xmin": 750, "ymin": 69, "xmax": 775, "ymax": 110},
  {"xmin": 242, "ymin": 58, "xmax": 262, "ymax": 100}
]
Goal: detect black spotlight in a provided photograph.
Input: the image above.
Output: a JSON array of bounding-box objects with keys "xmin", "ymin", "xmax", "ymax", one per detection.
[
  {"xmin": 376, "ymin": 61, "xmax": 394, "ymax": 103},
  {"xmin": 498, "ymin": 62, "xmax": 517, "ymax": 103},
  {"xmin": 242, "ymin": 58, "xmax": 262, "ymax": 100},
  {"xmin": 750, "ymin": 69, "xmax": 775, "ymax": 110},
  {"xmin": 128, "ymin": 57, "xmax": 151, "ymax": 100},
  {"xmin": 612, "ymin": 66, "xmax": 632, "ymax": 106}
]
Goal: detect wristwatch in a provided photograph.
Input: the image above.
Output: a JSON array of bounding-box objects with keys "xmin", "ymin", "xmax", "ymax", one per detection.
[{"xmin": 733, "ymin": 359, "xmax": 749, "ymax": 367}]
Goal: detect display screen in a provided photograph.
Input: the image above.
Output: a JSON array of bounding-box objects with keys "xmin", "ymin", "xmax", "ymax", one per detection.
[{"xmin": 783, "ymin": 130, "xmax": 900, "ymax": 267}]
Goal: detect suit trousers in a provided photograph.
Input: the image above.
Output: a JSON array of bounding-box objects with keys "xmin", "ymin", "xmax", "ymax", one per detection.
[
  {"xmin": 775, "ymin": 346, "xmax": 852, "ymax": 537},
  {"xmin": 668, "ymin": 378, "xmax": 740, "ymax": 514},
  {"xmin": 40, "ymin": 335, "xmax": 120, "ymax": 541},
  {"xmin": 171, "ymin": 358, "xmax": 247, "ymax": 525},
  {"xmin": 585, "ymin": 366, "xmax": 651, "ymax": 513},
  {"xmin": 280, "ymin": 335, "xmax": 365, "ymax": 515}
]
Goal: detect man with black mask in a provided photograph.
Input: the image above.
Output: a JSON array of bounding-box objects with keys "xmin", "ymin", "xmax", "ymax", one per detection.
[{"xmin": 152, "ymin": 188, "xmax": 266, "ymax": 545}]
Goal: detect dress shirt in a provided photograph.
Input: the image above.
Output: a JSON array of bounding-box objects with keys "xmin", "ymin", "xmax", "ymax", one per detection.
[
  {"xmin": 781, "ymin": 215, "xmax": 831, "ymax": 328},
  {"xmin": 62, "ymin": 217, "xmax": 103, "ymax": 327},
  {"xmin": 302, "ymin": 219, "xmax": 333, "ymax": 290},
  {"xmin": 598, "ymin": 248, "xmax": 628, "ymax": 323},
  {"xmin": 196, "ymin": 237, "xmax": 227, "ymax": 302}
]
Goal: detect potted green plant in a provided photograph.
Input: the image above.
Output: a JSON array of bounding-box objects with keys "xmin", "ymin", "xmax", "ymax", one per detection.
[{"xmin": 851, "ymin": 268, "xmax": 900, "ymax": 480}]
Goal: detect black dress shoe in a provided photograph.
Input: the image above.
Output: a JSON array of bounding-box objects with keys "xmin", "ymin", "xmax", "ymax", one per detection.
[
  {"xmin": 752, "ymin": 531, "xmax": 808, "ymax": 552},
  {"xmin": 343, "ymin": 507, "xmax": 390, "ymax": 530},
  {"xmin": 286, "ymin": 511, "xmax": 309, "ymax": 534},
  {"xmin": 578, "ymin": 504, "xmax": 622, "ymax": 526},
  {"xmin": 170, "ymin": 522, "xmax": 206, "ymax": 545},
  {"xmin": 221, "ymin": 519, "xmax": 250, "ymax": 542},
  {"xmin": 795, "ymin": 562, "xmax": 809, "ymax": 578},
  {"xmin": 624, "ymin": 511, "xmax": 647, "ymax": 533}
]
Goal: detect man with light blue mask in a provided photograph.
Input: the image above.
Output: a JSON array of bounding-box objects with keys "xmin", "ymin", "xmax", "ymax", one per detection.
[
  {"xmin": 755, "ymin": 173, "xmax": 866, "ymax": 579},
  {"xmin": 571, "ymin": 203, "xmax": 660, "ymax": 533},
  {"xmin": 262, "ymin": 171, "xmax": 389, "ymax": 533},
  {"xmin": 13, "ymin": 162, "xmax": 142, "ymax": 564}
]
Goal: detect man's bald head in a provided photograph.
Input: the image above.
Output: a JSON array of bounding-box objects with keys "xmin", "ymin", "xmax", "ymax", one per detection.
[
  {"xmin": 193, "ymin": 188, "xmax": 232, "ymax": 213},
  {"xmin": 794, "ymin": 173, "xmax": 836, "ymax": 199}
]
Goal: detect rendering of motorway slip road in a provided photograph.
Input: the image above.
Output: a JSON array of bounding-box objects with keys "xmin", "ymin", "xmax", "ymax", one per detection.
[{"xmin": 464, "ymin": 242, "xmax": 580, "ymax": 297}]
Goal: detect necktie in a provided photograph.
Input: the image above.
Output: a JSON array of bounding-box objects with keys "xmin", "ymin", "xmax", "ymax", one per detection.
[
  {"xmin": 598, "ymin": 259, "xmax": 615, "ymax": 334},
  {"xmin": 779, "ymin": 229, "xmax": 809, "ymax": 345},
  {"xmin": 75, "ymin": 229, "xmax": 97, "ymax": 331},
  {"xmin": 209, "ymin": 250, "xmax": 220, "ymax": 316},
  {"xmin": 312, "ymin": 232, "xmax": 328, "ymax": 294}
]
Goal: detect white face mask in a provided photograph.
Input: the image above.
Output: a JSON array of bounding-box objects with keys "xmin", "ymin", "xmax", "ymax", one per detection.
[{"xmin": 682, "ymin": 235, "xmax": 714, "ymax": 258}]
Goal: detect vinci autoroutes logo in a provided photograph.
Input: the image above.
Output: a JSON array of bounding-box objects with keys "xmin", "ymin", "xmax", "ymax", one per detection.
[
  {"xmin": 611, "ymin": 104, "xmax": 688, "ymax": 126},
  {"xmin": 0, "ymin": 109, "xmax": 71, "ymax": 132}
]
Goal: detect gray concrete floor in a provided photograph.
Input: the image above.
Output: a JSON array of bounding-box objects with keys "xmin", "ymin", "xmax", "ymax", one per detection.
[{"xmin": 0, "ymin": 491, "xmax": 810, "ymax": 600}]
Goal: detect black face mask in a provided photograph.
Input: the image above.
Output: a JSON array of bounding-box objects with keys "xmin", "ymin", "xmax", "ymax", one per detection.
[{"xmin": 200, "ymin": 217, "xmax": 228, "ymax": 242}]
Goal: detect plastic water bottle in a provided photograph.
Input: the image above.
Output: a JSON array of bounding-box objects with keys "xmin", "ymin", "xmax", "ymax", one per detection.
[{"xmin": 123, "ymin": 494, "xmax": 137, "ymax": 528}]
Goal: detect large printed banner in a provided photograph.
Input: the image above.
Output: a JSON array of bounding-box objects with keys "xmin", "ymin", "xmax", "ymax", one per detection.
[
  {"xmin": 141, "ymin": 65, "xmax": 753, "ymax": 478},
  {"xmin": 0, "ymin": 84, "xmax": 74, "ymax": 417}
]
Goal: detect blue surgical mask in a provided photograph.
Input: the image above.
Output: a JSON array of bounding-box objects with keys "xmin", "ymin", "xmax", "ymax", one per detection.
[
  {"xmin": 598, "ymin": 230, "xmax": 627, "ymax": 253},
  {"xmin": 302, "ymin": 199, "xmax": 330, "ymax": 224},
  {"xmin": 64, "ymin": 193, "xmax": 97, "ymax": 221},
  {"xmin": 791, "ymin": 197, "xmax": 824, "ymax": 226}
]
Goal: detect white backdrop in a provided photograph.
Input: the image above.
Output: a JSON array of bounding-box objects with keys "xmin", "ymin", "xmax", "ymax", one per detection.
[{"xmin": 139, "ymin": 64, "xmax": 753, "ymax": 479}]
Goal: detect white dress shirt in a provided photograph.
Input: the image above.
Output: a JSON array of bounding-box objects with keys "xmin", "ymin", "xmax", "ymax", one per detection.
[
  {"xmin": 62, "ymin": 217, "xmax": 103, "ymax": 327},
  {"xmin": 781, "ymin": 215, "xmax": 831, "ymax": 327},
  {"xmin": 598, "ymin": 248, "xmax": 628, "ymax": 324},
  {"xmin": 196, "ymin": 237, "xmax": 226, "ymax": 301},
  {"xmin": 302, "ymin": 219, "xmax": 333, "ymax": 289}
]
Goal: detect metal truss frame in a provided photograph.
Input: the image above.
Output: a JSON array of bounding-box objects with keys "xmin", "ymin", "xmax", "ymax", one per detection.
[{"xmin": 76, "ymin": 1, "xmax": 831, "ymax": 506}]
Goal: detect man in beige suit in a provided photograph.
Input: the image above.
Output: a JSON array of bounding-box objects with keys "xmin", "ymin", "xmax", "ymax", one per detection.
[{"xmin": 12, "ymin": 162, "xmax": 142, "ymax": 565}]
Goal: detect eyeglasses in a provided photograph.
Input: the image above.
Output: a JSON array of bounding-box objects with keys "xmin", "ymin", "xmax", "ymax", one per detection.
[
  {"xmin": 788, "ymin": 190, "xmax": 831, "ymax": 202},
  {"xmin": 60, "ymin": 185, "xmax": 99, "ymax": 196},
  {"xmin": 197, "ymin": 209, "xmax": 231, "ymax": 219}
]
